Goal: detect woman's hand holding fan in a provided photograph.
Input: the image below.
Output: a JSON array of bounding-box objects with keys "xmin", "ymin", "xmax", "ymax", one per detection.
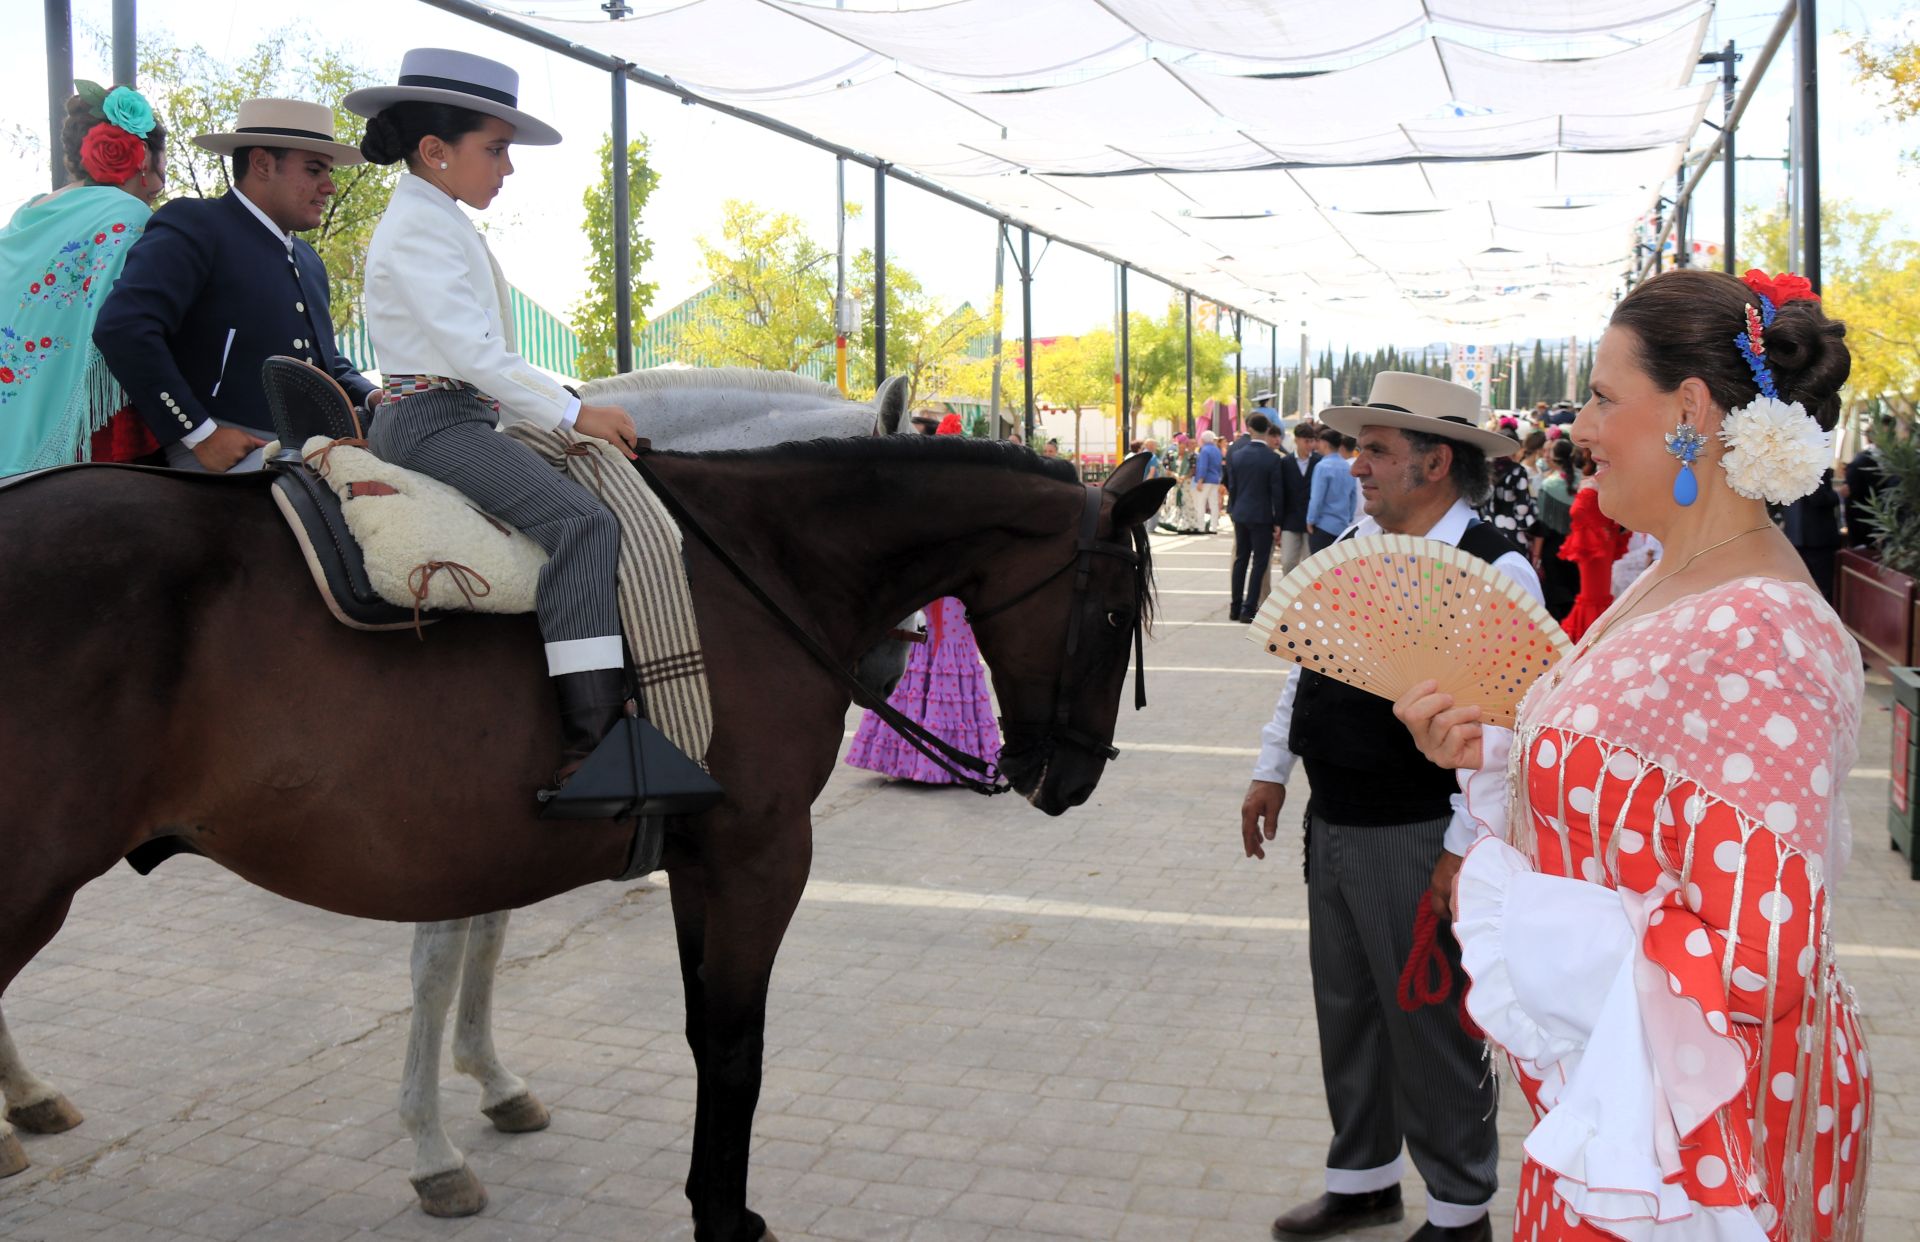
[
  {"xmin": 1392, "ymin": 679, "xmax": 1485, "ymax": 772},
  {"xmin": 1246, "ymin": 534, "xmax": 1570, "ymax": 729}
]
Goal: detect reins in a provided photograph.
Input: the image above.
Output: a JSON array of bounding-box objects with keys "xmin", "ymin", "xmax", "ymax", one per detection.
[{"xmin": 626, "ymin": 452, "xmax": 1146, "ymax": 796}]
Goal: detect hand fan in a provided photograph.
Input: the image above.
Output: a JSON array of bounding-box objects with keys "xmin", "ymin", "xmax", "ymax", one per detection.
[{"xmin": 1247, "ymin": 533, "xmax": 1571, "ymax": 728}]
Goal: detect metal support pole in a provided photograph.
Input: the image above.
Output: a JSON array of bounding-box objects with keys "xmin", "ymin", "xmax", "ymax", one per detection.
[
  {"xmin": 1021, "ymin": 227, "xmax": 1034, "ymax": 445},
  {"xmin": 1233, "ymin": 312, "xmax": 1243, "ymax": 432},
  {"xmin": 1113, "ymin": 262, "xmax": 1121, "ymax": 451},
  {"xmin": 1722, "ymin": 41, "xmax": 1738, "ymax": 273},
  {"xmin": 1184, "ymin": 291, "xmax": 1194, "ymax": 440},
  {"xmin": 1269, "ymin": 324, "xmax": 1277, "ymax": 410},
  {"xmin": 874, "ymin": 162, "xmax": 888, "ymax": 385},
  {"xmin": 1798, "ymin": 0, "xmax": 1821, "ymax": 293},
  {"xmin": 1675, "ymin": 167, "xmax": 1689, "ymax": 266},
  {"xmin": 988, "ymin": 225, "xmax": 1004, "ymax": 436},
  {"xmin": 1298, "ymin": 326, "xmax": 1309, "ymax": 420},
  {"xmin": 610, "ymin": 69, "xmax": 633, "ymax": 373},
  {"xmin": 836, "ymin": 158, "xmax": 849, "ymax": 395},
  {"xmin": 112, "ymin": 0, "xmax": 135, "ymax": 85},
  {"xmin": 44, "ymin": 0, "xmax": 72, "ymax": 192}
]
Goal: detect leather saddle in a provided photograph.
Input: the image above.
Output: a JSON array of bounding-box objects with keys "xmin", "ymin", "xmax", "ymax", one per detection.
[{"xmin": 260, "ymin": 357, "xmax": 418, "ymax": 631}]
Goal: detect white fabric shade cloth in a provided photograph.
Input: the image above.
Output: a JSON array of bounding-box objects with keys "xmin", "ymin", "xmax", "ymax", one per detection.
[{"xmin": 519, "ymin": 0, "xmax": 1723, "ymax": 330}]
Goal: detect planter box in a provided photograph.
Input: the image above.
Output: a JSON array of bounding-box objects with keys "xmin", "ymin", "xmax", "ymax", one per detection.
[
  {"xmin": 1837, "ymin": 548, "xmax": 1916, "ymax": 673},
  {"xmin": 1890, "ymin": 667, "xmax": 1920, "ymax": 880}
]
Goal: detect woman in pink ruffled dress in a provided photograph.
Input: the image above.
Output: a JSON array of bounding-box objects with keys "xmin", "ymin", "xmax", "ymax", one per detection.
[
  {"xmin": 1397, "ymin": 269, "xmax": 1869, "ymax": 1241},
  {"xmin": 845, "ymin": 416, "xmax": 1002, "ymax": 784}
]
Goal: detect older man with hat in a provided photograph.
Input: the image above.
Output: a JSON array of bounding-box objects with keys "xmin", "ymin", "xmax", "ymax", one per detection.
[
  {"xmin": 1239, "ymin": 374, "xmax": 1541, "ymax": 1242},
  {"xmin": 96, "ymin": 98, "xmax": 378, "ymax": 472}
]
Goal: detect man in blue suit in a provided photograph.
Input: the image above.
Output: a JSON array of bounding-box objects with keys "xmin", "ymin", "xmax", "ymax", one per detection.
[
  {"xmin": 96, "ymin": 99, "xmax": 378, "ymax": 472},
  {"xmin": 1223, "ymin": 412, "xmax": 1287, "ymax": 622}
]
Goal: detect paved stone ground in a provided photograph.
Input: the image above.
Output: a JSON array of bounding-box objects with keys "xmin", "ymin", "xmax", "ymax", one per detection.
[{"xmin": 2, "ymin": 529, "xmax": 1918, "ymax": 1241}]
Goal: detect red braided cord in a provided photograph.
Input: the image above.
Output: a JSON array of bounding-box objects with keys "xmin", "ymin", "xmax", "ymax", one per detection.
[{"xmin": 1397, "ymin": 899, "xmax": 1485, "ymax": 1040}]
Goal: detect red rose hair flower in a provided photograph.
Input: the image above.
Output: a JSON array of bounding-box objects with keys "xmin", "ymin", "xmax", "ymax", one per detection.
[
  {"xmin": 79, "ymin": 122, "xmax": 147, "ymax": 186},
  {"xmin": 1742, "ymin": 269, "xmax": 1818, "ymax": 307}
]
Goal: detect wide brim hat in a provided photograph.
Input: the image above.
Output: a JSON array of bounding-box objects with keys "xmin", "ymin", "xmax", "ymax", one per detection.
[
  {"xmin": 1317, "ymin": 371, "xmax": 1516, "ymax": 457},
  {"xmin": 194, "ymin": 98, "xmax": 364, "ymax": 164},
  {"xmin": 344, "ymin": 48, "xmax": 560, "ymax": 146}
]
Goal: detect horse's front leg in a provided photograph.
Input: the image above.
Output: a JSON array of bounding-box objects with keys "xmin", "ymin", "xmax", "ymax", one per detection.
[
  {"xmin": 0, "ymin": 999, "xmax": 84, "ymax": 1178},
  {"xmin": 673, "ymin": 825, "xmax": 809, "ymax": 1242},
  {"xmin": 451, "ymin": 910, "xmax": 550, "ymax": 1134},
  {"xmin": 401, "ymin": 919, "xmax": 489, "ymax": 1217}
]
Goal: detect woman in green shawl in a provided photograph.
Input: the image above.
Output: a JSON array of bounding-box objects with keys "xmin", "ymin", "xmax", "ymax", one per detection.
[{"xmin": 1, "ymin": 81, "xmax": 167, "ymax": 476}]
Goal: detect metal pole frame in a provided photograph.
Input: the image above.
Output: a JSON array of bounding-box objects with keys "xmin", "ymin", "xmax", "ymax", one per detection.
[
  {"xmin": 1184, "ymin": 291, "xmax": 1194, "ymax": 441},
  {"xmin": 874, "ymin": 162, "xmax": 888, "ymax": 386},
  {"xmin": 1634, "ymin": 1, "xmax": 1797, "ymax": 283},
  {"xmin": 1118, "ymin": 263, "xmax": 1130, "ymax": 453},
  {"xmin": 45, "ymin": 0, "xmax": 72, "ymax": 192},
  {"xmin": 1269, "ymin": 324, "xmax": 1277, "ymax": 412},
  {"xmin": 610, "ymin": 67, "xmax": 633, "ymax": 373},
  {"xmin": 1233, "ymin": 312, "xmax": 1243, "ymax": 432},
  {"xmin": 1020, "ymin": 226, "xmax": 1034, "ymax": 445},
  {"xmin": 1798, "ymin": 0, "xmax": 1821, "ymax": 293},
  {"xmin": 414, "ymin": 0, "xmax": 1270, "ymax": 330},
  {"xmin": 112, "ymin": 0, "xmax": 135, "ymax": 85},
  {"xmin": 1719, "ymin": 41, "xmax": 1739, "ymax": 273}
]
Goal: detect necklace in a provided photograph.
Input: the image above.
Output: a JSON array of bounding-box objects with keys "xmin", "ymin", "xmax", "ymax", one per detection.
[{"xmin": 1548, "ymin": 521, "xmax": 1774, "ymax": 686}]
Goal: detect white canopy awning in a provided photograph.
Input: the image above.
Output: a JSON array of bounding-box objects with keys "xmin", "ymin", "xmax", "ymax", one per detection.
[{"xmin": 516, "ymin": 0, "xmax": 1720, "ymax": 331}]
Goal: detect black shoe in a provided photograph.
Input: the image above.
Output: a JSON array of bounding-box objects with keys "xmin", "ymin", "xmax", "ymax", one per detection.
[
  {"xmin": 1406, "ymin": 1217, "xmax": 1491, "ymax": 1242},
  {"xmin": 1271, "ymin": 1187, "xmax": 1404, "ymax": 1240},
  {"xmin": 539, "ymin": 669, "xmax": 723, "ymax": 821},
  {"xmin": 549, "ymin": 668, "xmax": 631, "ymax": 780},
  {"xmin": 1236, "ymin": 613, "xmax": 1255, "ymax": 623}
]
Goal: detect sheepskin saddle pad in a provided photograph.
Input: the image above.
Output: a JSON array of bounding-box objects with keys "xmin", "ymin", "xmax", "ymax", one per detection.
[{"xmin": 281, "ymin": 436, "xmax": 547, "ymax": 630}]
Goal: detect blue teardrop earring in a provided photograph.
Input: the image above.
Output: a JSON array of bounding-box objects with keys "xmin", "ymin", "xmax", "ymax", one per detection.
[{"xmin": 1665, "ymin": 422, "xmax": 1706, "ymax": 506}]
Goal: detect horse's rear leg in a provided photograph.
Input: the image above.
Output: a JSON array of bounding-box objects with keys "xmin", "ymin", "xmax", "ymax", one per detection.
[
  {"xmin": 0, "ymin": 892, "xmax": 89, "ymax": 1178},
  {"xmin": 451, "ymin": 911, "xmax": 549, "ymax": 1133},
  {"xmin": 401, "ymin": 919, "xmax": 488, "ymax": 1218}
]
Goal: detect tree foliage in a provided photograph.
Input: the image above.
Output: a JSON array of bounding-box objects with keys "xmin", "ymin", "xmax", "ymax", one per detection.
[
  {"xmin": 136, "ymin": 34, "xmax": 395, "ymax": 331},
  {"xmin": 570, "ymin": 134, "xmax": 661, "ymax": 380},
  {"xmin": 1745, "ymin": 200, "xmax": 1920, "ymax": 417},
  {"xmin": 848, "ymin": 254, "xmax": 997, "ymax": 410},
  {"xmin": 674, "ymin": 200, "xmax": 836, "ymax": 375}
]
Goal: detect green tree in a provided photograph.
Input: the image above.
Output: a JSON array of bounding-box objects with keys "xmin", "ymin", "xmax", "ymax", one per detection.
[
  {"xmin": 136, "ymin": 34, "xmax": 395, "ymax": 331},
  {"xmin": 570, "ymin": 134, "xmax": 661, "ymax": 380},
  {"xmin": 848, "ymin": 254, "xmax": 998, "ymax": 409},
  {"xmin": 675, "ymin": 200, "xmax": 835, "ymax": 374},
  {"xmin": 1745, "ymin": 200, "xmax": 1920, "ymax": 417}
]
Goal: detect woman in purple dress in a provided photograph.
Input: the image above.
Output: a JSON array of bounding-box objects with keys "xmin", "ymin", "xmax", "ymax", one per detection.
[{"xmin": 845, "ymin": 417, "xmax": 1002, "ymax": 783}]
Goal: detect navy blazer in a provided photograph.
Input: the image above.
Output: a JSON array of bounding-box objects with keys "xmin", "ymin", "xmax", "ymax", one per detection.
[
  {"xmin": 95, "ymin": 190, "xmax": 374, "ymax": 447},
  {"xmin": 1222, "ymin": 438, "xmax": 1287, "ymax": 525}
]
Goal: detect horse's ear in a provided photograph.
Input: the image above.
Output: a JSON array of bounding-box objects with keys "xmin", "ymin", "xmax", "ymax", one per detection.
[
  {"xmin": 1111, "ymin": 477, "xmax": 1175, "ymax": 529},
  {"xmin": 873, "ymin": 375, "xmax": 910, "ymax": 434},
  {"xmin": 1103, "ymin": 451, "xmax": 1152, "ymax": 494}
]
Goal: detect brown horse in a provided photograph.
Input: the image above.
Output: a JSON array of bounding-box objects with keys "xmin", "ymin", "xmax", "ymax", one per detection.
[{"xmin": 0, "ymin": 438, "xmax": 1171, "ymax": 1242}]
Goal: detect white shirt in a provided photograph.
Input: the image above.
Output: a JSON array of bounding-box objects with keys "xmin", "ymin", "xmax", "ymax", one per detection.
[
  {"xmin": 363, "ymin": 174, "xmax": 578, "ymax": 431},
  {"xmin": 232, "ymin": 185, "xmax": 294, "ymax": 252},
  {"xmin": 1251, "ymin": 496, "xmax": 1544, "ymax": 854}
]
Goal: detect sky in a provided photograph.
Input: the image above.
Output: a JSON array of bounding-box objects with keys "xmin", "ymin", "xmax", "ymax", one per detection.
[{"xmin": 5, "ymin": 0, "xmax": 1917, "ymax": 358}]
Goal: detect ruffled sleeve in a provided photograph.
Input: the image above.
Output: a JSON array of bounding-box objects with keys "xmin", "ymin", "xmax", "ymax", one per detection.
[{"xmin": 1557, "ymin": 486, "xmax": 1630, "ymax": 563}]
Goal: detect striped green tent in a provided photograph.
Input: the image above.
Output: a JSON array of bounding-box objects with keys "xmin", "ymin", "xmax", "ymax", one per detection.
[{"xmin": 337, "ymin": 285, "xmax": 581, "ymax": 380}]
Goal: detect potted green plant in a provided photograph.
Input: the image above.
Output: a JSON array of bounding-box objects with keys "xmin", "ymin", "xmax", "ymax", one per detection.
[{"xmin": 1840, "ymin": 416, "xmax": 1920, "ymax": 667}]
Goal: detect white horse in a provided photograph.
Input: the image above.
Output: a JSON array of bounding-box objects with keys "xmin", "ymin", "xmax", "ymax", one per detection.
[{"xmin": 395, "ymin": 366, "xmax": 918, "ymax": 1216}]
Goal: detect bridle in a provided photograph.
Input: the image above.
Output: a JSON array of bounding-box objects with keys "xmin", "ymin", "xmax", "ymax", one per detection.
[
  {"xmin": 629, "ymin": 456, "xmax": 1148, "ymax": 797},
  {"xmin": 966, "ymin": 484, "xmax": 1150, "ymax": 774}
]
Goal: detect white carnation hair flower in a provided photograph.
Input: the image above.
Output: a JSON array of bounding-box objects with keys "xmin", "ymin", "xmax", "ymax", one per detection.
[{"xmin": 1717, "ymin": 396, "xmax": 1831, "ymax": 504}]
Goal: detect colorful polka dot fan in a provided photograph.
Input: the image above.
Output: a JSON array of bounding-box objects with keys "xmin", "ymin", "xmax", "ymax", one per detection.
[{"xmin": 1247, "ymin": 534, "xmax": 1572, "ymax": 728}]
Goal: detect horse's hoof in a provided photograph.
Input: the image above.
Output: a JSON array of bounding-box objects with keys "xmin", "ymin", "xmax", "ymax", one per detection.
[
  {"xmin": 411, "ymin": 1164, "xmax": 488, "ymax": 1217},
  {"xmin": 7, "ymin": 1094, "xmax": 83, "ymax": 1135},
  {"xmin": 482, "ymin": 1092, "xmax": 551, "ymax": 1134},
  {"xmin": 0, "ymin": 1131, "xmax": 27, "ymax": 1178}
]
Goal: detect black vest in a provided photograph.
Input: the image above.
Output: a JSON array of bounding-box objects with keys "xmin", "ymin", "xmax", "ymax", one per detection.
[{"xmin": 1287, "ymin": 520, "xmax": 1523, "ymax": 826}]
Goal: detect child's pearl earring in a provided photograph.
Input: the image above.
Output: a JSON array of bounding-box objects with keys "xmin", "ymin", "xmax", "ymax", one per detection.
[{"xmin": 438, "ymin": 161, "xmax": 448, "ymax": 170}]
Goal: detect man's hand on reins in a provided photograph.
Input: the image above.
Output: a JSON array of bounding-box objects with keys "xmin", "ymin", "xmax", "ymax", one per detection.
[{"xmin": 1240, "ymin": 779, "xmax": 1285, "ymax": 859}]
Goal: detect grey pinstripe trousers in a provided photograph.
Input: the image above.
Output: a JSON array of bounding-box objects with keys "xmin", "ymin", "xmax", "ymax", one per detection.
[
  {"xmin": 367, "ymin": 390, "xmax": 621, "ymax": 647},
  {"xmin": 1306, "ymin": 810, "xmax": 1498, "ymax": 1209}
]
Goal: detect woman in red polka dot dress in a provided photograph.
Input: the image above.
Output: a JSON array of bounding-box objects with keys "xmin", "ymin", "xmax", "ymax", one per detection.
[{"xmin": 1397, "ymin": 270, "xmax": 1869, "ymax": 1241}]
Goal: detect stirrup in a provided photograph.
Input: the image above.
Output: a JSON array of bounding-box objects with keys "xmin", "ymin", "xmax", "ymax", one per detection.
[{"xmin": 537, "ymin": 716, "xmax": 723, "ymax": 821}]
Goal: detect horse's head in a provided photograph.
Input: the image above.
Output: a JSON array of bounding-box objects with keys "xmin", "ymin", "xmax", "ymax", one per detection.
[{"xmin": 966, "ymin": 454, "xmax": 1173, "ymax": 815}]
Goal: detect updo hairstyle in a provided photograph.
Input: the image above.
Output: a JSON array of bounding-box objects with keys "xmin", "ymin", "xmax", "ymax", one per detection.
[
  {"xmin": 62, "ymin": 92, "xmax": 167, "ymax": 184},
  {"xmin": 1609, "ymin": 269, "xmax": 1851, "ymax": 433},
  {"xmin": 360, "ymin": 101, "xmax": 491, "ymax": 166}
]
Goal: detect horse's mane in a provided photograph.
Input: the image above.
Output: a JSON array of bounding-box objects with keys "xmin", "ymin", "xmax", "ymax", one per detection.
[
  {"xmin": 582, "ymin": 366, "xmax": 844, "ymax": 401},
  {"xmin": 667, "ymin": 435, "xmax": 1081, "ymax": 484}
]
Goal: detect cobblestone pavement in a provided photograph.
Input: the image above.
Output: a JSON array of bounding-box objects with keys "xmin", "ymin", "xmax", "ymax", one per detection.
[{"xmin": 3, "ymin": 529, "xmax": 1918, "ymax": 1242}]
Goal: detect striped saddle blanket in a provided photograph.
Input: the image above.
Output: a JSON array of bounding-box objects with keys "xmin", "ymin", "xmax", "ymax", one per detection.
[{"xmin": 294, "ymin": 428, "xmax": 713, "ymax": 762}]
